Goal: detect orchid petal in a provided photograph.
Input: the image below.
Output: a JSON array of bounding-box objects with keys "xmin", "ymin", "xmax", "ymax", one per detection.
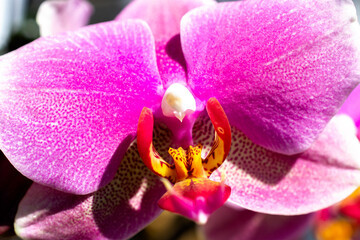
[
  {"xmin": 0, "ymin": 20, "xmax": 163, "ymax": 194},
  {"xmin": 203, "ymin": 206, "xmax": 314, "ymax": 240},
  {"xmin": 117, "ymin": 0, "xmax": 215, "ymax": 87},
  {"xmin": 36, "ymin": 0, "xmax": 93, "ymax": 37},
  {"xmin": 193, "ymin": 114, "xmax": 360, "ymax": 215},
  {"xmin": 182, "ymin": 0, "xmax": 360, "ymax": 154},
  {"xmin": 14, "ymin": 134, "xmax": 170, "ymax": 240},
  {"xmin": 0, "ymin": 151, "xmax": 32, "ymax": 235},
  {"xmin": 339, "ymin": 85, "xmax": 360, "ymax": 128}
]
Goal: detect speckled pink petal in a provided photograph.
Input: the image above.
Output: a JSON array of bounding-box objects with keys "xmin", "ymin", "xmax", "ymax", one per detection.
[
  {"xmin": 339, "ymin": 85, "xmax": 360, "ymax": 128},
  {"xmin": 182, "ymin": 0, "xmax": 360, "ymax": 154},
  {"xmin": 203, "ymin": 206, "xmax": 314, "ymax": 240},
  {"xmin": 0, "ymin": 20, "xmax": 163, "ymax": 194},
  {"xmin": 117, "ymin": 0, "xmax": 215, "ymax": 87},
  {"xmin": 36, "ymin": 0, "xmax": 93, "ymax": 36},
  {"xmin": 193, "ymin": 114, "xmax": 360, "ymax": 215},
  {"xmin": 14, "ymin": 130, "xmax": 172, "ymax": 240}
]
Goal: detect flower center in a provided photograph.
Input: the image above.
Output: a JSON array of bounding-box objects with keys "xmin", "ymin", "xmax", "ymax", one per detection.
[
  {"xmin": 169, "ymin": 144, "xmax": 205, "ymax": 181},
  {"xmin": 161, "ymin": 83, "xmax": 196, "ymax": 122},
  {"xmin": 137, "ymin": 98, "xmax": 232, "ymax": 224}
]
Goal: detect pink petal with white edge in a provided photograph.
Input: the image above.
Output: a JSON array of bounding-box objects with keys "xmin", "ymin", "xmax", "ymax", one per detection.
[
  {"xmin": 0, "ymin": 20, "xmax": 163, "ymax": 194},
  {"xmin": 203, "ymin": 205, "xmax": 314, "ymax": 240},
  {"xmin": 37, "ymin": 0, "xmax": 93, "ymax": 37},
  {"xmin": 15, "ymin": 125, "xmax": 173, "ymax": 240},
  {"xmin": 339, "ymin": 84, "xmax": 360, "ymax": 128},
  {"xmin": 182, "ymin": 0, "xmax": 360, "ymax": 154},
  {"xmin": 117, "ymin": 0, "xmax": 215, "ymax": 87},
  {"xmin": 193, "ymin": 114, "xmax": 360, "ymax": 215}
]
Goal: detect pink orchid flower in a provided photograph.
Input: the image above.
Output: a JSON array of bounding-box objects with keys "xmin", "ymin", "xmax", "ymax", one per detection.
[
  {"xmin": 36, "ymin": 0, "xmax": 93, "ymax": 37},
  {"xmin": 1, "ymin": 0, "xmax": 360, "ymax": 239}
]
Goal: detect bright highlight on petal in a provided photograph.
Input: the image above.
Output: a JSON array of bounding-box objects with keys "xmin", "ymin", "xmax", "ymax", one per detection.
[
  {"xmin": 137, "ymin": 97, "xmax": 232, "ymax": 223},
  {"xmin": 161, "ymin": 83, "xmax": 196, "ymax": 122}
]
